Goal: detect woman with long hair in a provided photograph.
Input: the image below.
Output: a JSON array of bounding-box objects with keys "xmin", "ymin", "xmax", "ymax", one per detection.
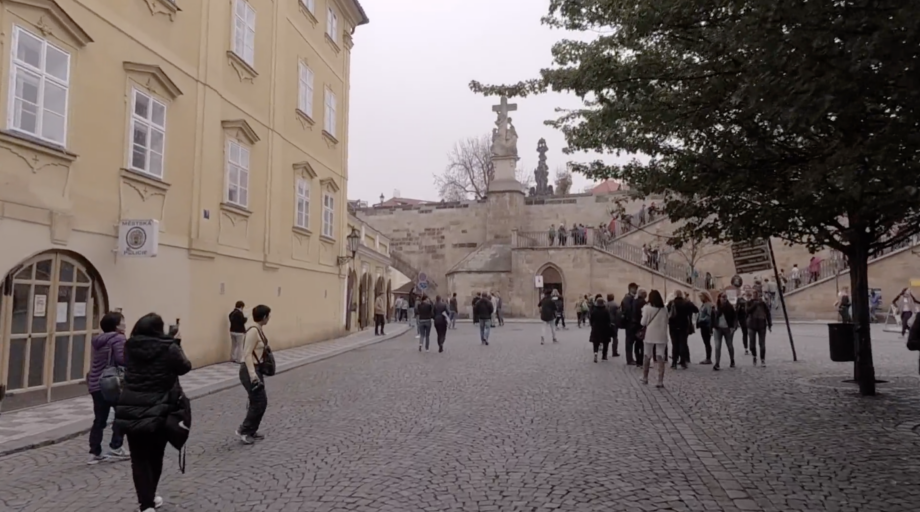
[
  {"xmin": 697, "ymin": 291, "xmax": 714, "ymax": 365},
  {"xmin": 641, "ymin": 290, "xmax": 669, "ymax": 387},
  {"xmin": 433, "ymin": 295, "xmax": 449, "ymax": 353},
  {"xmin": 115, "ymin": 313, "xmax": 191, "ymax": 512},
  {"xmin": 589, "ymin": 294, "xmax": 612, "ymax": 362},
  {"xmin": 712, "ymin": 292, "xmax": 738, "ymax": 370}
]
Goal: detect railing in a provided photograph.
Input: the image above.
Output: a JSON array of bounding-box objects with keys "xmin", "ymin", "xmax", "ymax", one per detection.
[{"xmin": 514, "ymin": 228, "xmax": 720, "ymax": 291}]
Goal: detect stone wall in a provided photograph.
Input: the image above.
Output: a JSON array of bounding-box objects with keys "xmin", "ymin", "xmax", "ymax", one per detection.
[
  {"xmin": 784, "ymin": 246, "xmax": 920, "ymax": 320},
  {"xmin": 509, "ymin": 246, "xmax": 694, "ymax": 318},
  {"xmin": 521, "ymin": 193, "xmax": 647, "ymax": 232},
  {"xmin": 356, "ymin": 201, "xmax": 488, "ymax": 289}
]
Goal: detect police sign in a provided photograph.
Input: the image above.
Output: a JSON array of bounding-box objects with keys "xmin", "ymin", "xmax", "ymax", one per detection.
[{"xmin": 118, "ymin": 219, "xmax": 159, "ymax": 257}]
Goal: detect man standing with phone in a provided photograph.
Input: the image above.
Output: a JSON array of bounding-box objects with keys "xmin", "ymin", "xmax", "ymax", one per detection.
[{"xmin": 228, "ymin": 301, "xmax": 247, "ymax": 363}]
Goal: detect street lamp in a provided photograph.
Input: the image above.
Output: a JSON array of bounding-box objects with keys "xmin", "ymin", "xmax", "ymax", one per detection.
[{"xmin": 337, "ymin": 228, "xmax": 361, "ymax": 266}]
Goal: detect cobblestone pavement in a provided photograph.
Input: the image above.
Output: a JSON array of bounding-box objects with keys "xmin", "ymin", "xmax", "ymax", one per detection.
[{"xmin": 2, "ymin": 322, "xmax": 920, "ymax": 512}]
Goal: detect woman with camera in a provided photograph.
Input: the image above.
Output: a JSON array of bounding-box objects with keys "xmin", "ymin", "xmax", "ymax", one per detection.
[{"xmin": 114, "ymin": 313, "xmax": 192, "ymax": 512}]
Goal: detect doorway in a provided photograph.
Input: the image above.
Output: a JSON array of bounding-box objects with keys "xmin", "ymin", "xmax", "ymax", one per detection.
[
  {"xmin": 541, "ymin": 265, "xmax": 564, "ymax": 296},
  {"xmin": 1, "ymin": 251, "xmax": 107, "ymax": 410}
]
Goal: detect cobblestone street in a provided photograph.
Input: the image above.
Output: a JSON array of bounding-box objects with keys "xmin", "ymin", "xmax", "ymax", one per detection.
[{"xmin": 2, "ymin": 322, "xmax": 920, "ymax": 512}]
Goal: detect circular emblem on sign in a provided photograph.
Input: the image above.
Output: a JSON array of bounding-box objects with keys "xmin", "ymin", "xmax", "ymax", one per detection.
[
  {"xmin": 125, "ymin": 227, "xmax": 147, "ymax": 250},
  {"xmin": 730, "ymin": 275, "xmax": 743, "ymax": 287}
]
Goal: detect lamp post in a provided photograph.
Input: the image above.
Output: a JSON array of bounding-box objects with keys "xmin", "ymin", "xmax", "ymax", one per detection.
[{"xmin": 337, "ymin": 228, "xmax": 361, "ymax": 267}]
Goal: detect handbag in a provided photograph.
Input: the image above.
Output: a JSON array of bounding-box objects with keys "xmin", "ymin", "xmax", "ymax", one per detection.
[
  {"xmin": 249, "ymin": 326, "xmax": 276, "ymax": 377},
  {"xmin": 636, "ymin": 308, "xmax": 661, "ymax": 342},
  {"xmin": 163, "ymin": 383, "xmax": 192, "ymax": 473},
  {"xmin": 99, "ymin": 341, "xmax": 125, "ymax": 404}
]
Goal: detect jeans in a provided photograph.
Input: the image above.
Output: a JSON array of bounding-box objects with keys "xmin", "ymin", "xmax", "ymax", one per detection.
[
  {"xmin": 418, "ymin": 319, "xmax": 432, "ymax": 349},
  {"xmin": 239, "ymin": 364, "xmax": 267, "ymax": 436},
  {"xmin": 555, "ymin": 314, "xmax": 566, "ymax": 328},
  {"xmin": 374, "ymin": 313, "xmax": 386, "ymax": 335},
  {"xmin": 449, "ymin": 311, "xmax": 457, "ymax": 329},
  {"xmin": 408, "ymin": 308, "xmax": 416, "ymax": 327},
  {"xmin": 496, "ymin": 309, "xmax": 504, "ymax": 326},
  {"xmin": 739, "ymin": 322, "xmax": 749, "ymax": 350},
  {"xmin": 624, "ymin": 327, "xmax": 637, "ymax": 364},
  {"xmin": 230, "ymin": 332, "xmax": 245, "ymax": 363},
  {"xmin": 542, "ymin": 320, "xmax": 556, "ymax": 341},
  {"xmin": 479, "ymin": 319, "xmax": 491, "ymax": 343},
  {"xmin": 89, "ymin": 390, "xmax": 124, "ymax": 456},
  {"xmin": 750, "ymin": 325, "xmax": 767, "ymax": 360},
  {"xmin": 127, "ymin": 431, "xmax": 168, "ymax": 511},
  {"xmin": 669, "ymin": 326, "xmax": 690, "ymax": 366},
  {"xmin": 592, "ymin": 339, "xmax": 610, "ymax": 358},
  {"xmin": 435, "ymin": 319, "xmax": 447, "ymax": 347},
  {"xmin": 713, "ymin": 327, "xmax": 735, "ymax": 366},
  {"xmin": 610, "ymin": 325, "xmax": 619, "ymax": 354},
  {"xmin": 699, "ymin": 323, "xmax": 713, "ymax": 361}
]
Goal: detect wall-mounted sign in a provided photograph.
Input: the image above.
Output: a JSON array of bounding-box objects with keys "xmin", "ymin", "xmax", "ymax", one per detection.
[
  {"xmin": 534, "ymin": 275, "xmax": 544, "ymax": 288},
  {"xmin": 33, "ymin": 294, "xmax": 47, "ymax": 317},
  {"xmin": 731, "ymin": 239, "xmax": 773, "ymax": 274},
  {"xmin": 118, "ymin": 219, "xmax": 159, "ymax": 257}
]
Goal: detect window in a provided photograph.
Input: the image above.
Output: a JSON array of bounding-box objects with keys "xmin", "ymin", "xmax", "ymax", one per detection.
[
  {"xmin": 226, "ymin": 140, "xmax": 250, "ymax": 208},
  {"xmin": 324, "ymin": 88, "xmax": 336, "ymax": 136},
  {"xmin": 129, "ymin": 89, "xmax": 167, "ymax": 178},
  {"xmin": 322, "ymin": 193, "xmax": 334, "ymax": 238},
  {"xmin": 298, "ymin": 62, "xmax": 314, "ymax": 117},
  {"xmin": 301, "ymin": 0, "xmax": 315, "ymax": 14},
  {"xmin": 232, "ymin": 0, "xmax": 256, "ymax": 67},
  {"xmin": 295, "ymin": 177, "xmax": 310, "ymax": 229},
  {"xmin": 326, "ymin": 6, "xmax": 338, "ymax": 41},
  {"xmin": 8, "ymin": 26, "xmax": 70, "ymax": 145}
]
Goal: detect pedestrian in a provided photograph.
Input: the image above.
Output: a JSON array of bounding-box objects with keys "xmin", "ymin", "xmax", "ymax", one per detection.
[
  {"xmin": 712, "ymin": 292, "xmax": 738, "ymax": 370},
  {"xmin": 490, "ymin": 292, "xmax": 498, "ymax": 328},
  {"xmin": 737, "ymin": 292, "xmax": 750, "ymax": 355},
  {"xmin": 606, "ymin": 293, "xmax": 620, "ymax": 357},
  {"xmin": 449, "ymin": 292, "xmax": 459, "ymax": 329},
  {"xmin": 640, "ymin": 289, "xmax": 669, "ymax": 387},
  {"xmin": 374, "ymin": 292, "xmax": 387, "ymax": 335},
  {"xmin": 578, "ymin": 295, "xmax": 591, "ymax": 328},
  {"xmin": 538, "ymin": 289, "xmax": 558, "ymax": 345},
  {"xmin": 407, "ymin": 291, "xmax": 417, "ymax": 330},
  {"xmin": 633, "ymin": 289, "xmax": 648, "ymax": 367},
  {"xmin": 554, "ymin": 290, "xmax": 567, "ymax": 329},
  {"xmin": 472, "ymin": 292, "xmax": 482, "ymax": 325},
  {"xmin": 238, "ymin": 305, "xmax": 272, "ymax": 444},
  {"xmin": 894, "ymin": 288, "xmax": 919, "ymax": 336},
  {"xmin": 790, "ymin": 264, "xmax": 802, "ymax": 289},
  {"xmin": 394, "ymin": 296, "xmax": 403, "ymax": 322},
  {"xmin": 548, "ymin": 224, "xmax": 556, "ymax": 246},
  {"xmin": 558, "ymin": 224, "xmax": 567, "ymax": 246},
  {"xmin": 697, "ymin": 292, "xmax": 714, "ymax": 365},
  {"xmin": 228, "ymin": 301, "xmax": 247, "ymax": 364},
  {"xmin": 475, "ymin": 291, "xmax": 494, "ymax": 345},
  {"xmin": 835, "ymin": 287, "xmax": 852, "ymax": 324},
  {"xmin": 620, "ymin": 283, "xmax": 639, "ymax": 366},
  {"xmin": 590, "ymin": 295, "xmax": 612, "ymax": 362},
  {"xmin": 115, "ymin": 313, "xmax": 192, "ymax": 512},
  {"xmin": 433, "ymin": 295, "xmax": 449, "ymax": 352},
  {"xmin": 746, "ymin": 290, "xmax": 772, "ymax": 367},
  {"xmin": 667, "ymin": 290, "xmax": 698, "ymax": 369},
  {"xmin": 495, "ymin": 292, "xmax": 504, "ymax": 326},
  {"xmin": 86, "ymin": 311, "xmax": 129, "ymax": 464},
  {"xmin": 417, "ymin": 294, "xmax": 434, "ymax": 351}
]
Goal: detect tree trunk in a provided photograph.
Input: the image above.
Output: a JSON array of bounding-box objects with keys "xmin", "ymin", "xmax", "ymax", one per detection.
[{"xmin": 849, "ymin": 235, "xmax": 876, "ymax": 396}]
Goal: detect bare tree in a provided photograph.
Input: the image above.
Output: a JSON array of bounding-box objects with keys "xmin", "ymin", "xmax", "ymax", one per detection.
[
  {"xmin": 554, "ymin": 166, "xmax": 573, "ymax": 195},
  {"xmin": 435, "ymin": 134, "xmax": 535, "ymax": 200}
]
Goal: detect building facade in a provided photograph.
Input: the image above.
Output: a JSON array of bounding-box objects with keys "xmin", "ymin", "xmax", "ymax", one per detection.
[
  {"xmin": 0, "ymin": 0, "xmax": 368, "ymax": 411},
  {"xmin": 344, "ymin": 213, "xmax": 394, "ymax": 331}
]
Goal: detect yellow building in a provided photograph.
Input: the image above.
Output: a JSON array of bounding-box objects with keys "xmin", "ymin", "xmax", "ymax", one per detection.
[
  {"xmin": 0, "ymin": 0, "xmax": 368, "ymax": 410},
  {"xmin": 344, "ymin": 213, "xmax": 395, "ymax": 332}
]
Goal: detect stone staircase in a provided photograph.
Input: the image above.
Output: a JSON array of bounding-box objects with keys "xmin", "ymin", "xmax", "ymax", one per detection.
[{"xmin": 389, "ymin": 249, "xmax": 439, "ymax": 293}]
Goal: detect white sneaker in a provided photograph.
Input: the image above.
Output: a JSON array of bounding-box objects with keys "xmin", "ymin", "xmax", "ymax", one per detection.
[
  {"xmin": 107, "ymin": 447, "xmax": 130, "ymax": 459},
  {"xmin": 87, "ymin": 454, "xmax": 106, "ymax": 465},
  {"xmin": 154, "ymin": 496, "xmax": 164, "ymax": 508}
]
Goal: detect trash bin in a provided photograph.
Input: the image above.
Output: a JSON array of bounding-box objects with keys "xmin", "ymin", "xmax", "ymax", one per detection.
[{"xmin": 828, "ymin": 323, "xmax": 856, "ymax": 362}]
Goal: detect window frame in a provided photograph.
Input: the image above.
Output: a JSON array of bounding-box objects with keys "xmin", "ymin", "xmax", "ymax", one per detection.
[
  {"xmin": 7, "ymin": 25, "xmax": 71, "ymax": 146},
  {"xmin": 225, "ymin": 139, "xmax": 251, "ymax": 209},
  {"xmin": 326, "ymin": 6, "xmax": 338, "ymax": 41},
  {"xmin": 127, "ymin": 88, "xmax": 168, "ymax": 178},
  {"xmin": 324, "ymin": 87, "xmax": 337, "ymax": 136},
  {"xmin": 322, "ymin": 192, "xmax": 335, "ymax": 238},
  {"xmin": 232, "ymin": 0, "xmax": 257, "ymax": 67},
  {"xmin": 301, "ymin": 0, "xmax": 315, "ymax": 14},
  {"xmin": 295, "ymin": 177, "xmax": 310, "ymax": 229},
  {"xmin": 298, "ymin": 61, "xmax": 314, "ymax": 117}
]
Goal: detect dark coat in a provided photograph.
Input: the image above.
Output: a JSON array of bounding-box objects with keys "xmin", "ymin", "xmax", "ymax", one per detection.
[
  {"xmin": 746, "ymin": 298, "xmax": 772, "ymax": 330},
  {"xmin": 620, "ymin": 294, "xmax": 636, "ymax": 328},
  {"xmin": 228, "ymin": 308, "xmax": 247, "ymax": 333},
  {"xmin": 606, "ymin": 301, "xmax": 620, "ymax": 328},
  {"xmin": 714, "ymin": 301, "xmax": 738, "ymax": 329},
  {"xmin": 539, "ymin": 296, "xmax": 556, "ymax": 322},
  {"xmin": 87, "ymin": 331, "xmax": 126, "ymax": 394},
  {"xmin": 633, "ymin": 296, "xmax": 647, "ymax": 328},
  {"xmin": 589, "ymin": 303, "xmax": 612, "ymax": 343},
  {"xmin": 417, "ymin": 300, "xmax": 434, "ymax": 320},
  {"xmin": 114, "ymin": 334, "xmax": 192, "ymax": 435},
  {"xmin": 433, "ymin": 302, "xmax": 449, "ymax": 326},
  {"xmin": 472, "ymin": 297, "xmax": 481, "ymax": 321},
  {"xmin": 668, "ymin": 298, "xmax": 698, "ymax": 332},
  {"xmin": 474, "ymin": 297, "xmax": 494, "ymax": 320}
]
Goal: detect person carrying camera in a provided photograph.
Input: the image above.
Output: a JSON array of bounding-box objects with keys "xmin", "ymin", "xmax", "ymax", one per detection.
[{"xmin": 237, "ymin": 305, "xmax": 272, "ymax": 445}]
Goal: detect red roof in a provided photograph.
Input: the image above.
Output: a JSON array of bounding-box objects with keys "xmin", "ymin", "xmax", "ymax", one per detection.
[
  {"xmin": 591, "ymin": 180, "xmax": 627, "ymax": 195},
  {"xmin": 378, "ymin": 197, "xmax": 430, "ymax": 207}
]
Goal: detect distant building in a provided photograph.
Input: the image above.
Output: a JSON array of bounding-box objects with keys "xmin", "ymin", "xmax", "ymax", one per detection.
[
  {"xmin": 377, "ymin": 197, "xmax": 431, "ymax": 208},
  {"xmin": 591, "ymin": 180, "xmax": 628, "ymax": 195}
]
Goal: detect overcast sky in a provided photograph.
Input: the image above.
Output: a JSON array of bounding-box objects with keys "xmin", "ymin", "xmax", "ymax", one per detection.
[{"xmin": 347, "ymin": 0, "xmax": 619, "ymax": 204}]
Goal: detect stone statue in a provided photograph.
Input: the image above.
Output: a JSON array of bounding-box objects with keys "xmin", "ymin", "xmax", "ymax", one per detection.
[
  {"xmin": 533, "ymin": 138, "xmax": 551, "ymax": 196},
  {"xmin": 490, "ymin": 97, "xmax": 519, "ymax": 158}
]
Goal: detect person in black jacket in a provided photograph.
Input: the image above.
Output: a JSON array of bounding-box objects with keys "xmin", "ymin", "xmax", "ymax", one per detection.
[
  {"xmin": 620, "ymin": 283, "xmax": 639, "ymax": 365},
  {"xmin": 472, "ymin": 292, "xmax": 481, "ymax": 324},
  {"xmin": 538, "ymin": 289, "xmax": 558, "ymax": 344},
  {"xmin": 746, "ymin": 290, "xmax": 772, "ymax": 367},
  {"xmin": 590, "ymin": 295, "xmax": 613, "ymax": 362},
  {"xmin": 228, "ymin": 301, "xmax": 247, "ymax": 363},
  {"xmin": 712, "ymin": 293, "xmax": 738, "ymax": 370},
  {"xmin": 606, "ymin": 294, "xmax": 620, "ymax": 357},
  {"xmin": 474, "ymin": 292, "xmax": 494, "ymax": 345},
  {"xmin": 667, "ymin": 291, "xmax": 699, "ymax": 369},
  {"xmin": 416, "ymin": 294, "xmax": 435, "ymax": 351},
  {"xmin": 115, "ymin": 313, "xmax": 192, "ymax": 512},
  {"xmin": 736, "ymin": 293, "xmax": 749, "ymax": 354},
  {"xmin": 554, "ymin": 292, "xmax": 567, "ymax": 329},
  {"xmin": 433, "ymin": 295, "xmax": 449, "ymax": 353},
  {"xmin": 632, "ymin": 288, "xmax": 648, "ymax": 367}
]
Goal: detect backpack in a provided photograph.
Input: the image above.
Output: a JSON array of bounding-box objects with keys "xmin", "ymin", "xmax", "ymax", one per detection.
[
  {"xmin": 99, "ymin": 340, "xmax": 125, "ymax": 404},
  {"xmin": 248, "ymin": 326, "xmax": 276, "ymax": 377},
  {"xmin": 669, "ymin": 301, "xmax": 678, "ymax": 320},
  {"xmin": 164, "ymin": 384, "xmax": 192, "ymax": 473}
]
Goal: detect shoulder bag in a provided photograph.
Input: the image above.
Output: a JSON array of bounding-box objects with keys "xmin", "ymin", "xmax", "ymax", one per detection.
[
  {"xmin": 99, "ymin": 340, "xmax": 125, "ymax": 404},
  {"xmin": 248, "ymin": 326, "xmax": 276, "ymax": 377},
  {"xmin": 636, "ymin": 308, "xmax": 661, "ymax": 342}
]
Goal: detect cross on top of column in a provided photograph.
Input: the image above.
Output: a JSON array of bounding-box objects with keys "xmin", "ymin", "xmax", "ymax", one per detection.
[{"xmin": 492, "ymin": 96, "xmax": 518, "ymax": 118}]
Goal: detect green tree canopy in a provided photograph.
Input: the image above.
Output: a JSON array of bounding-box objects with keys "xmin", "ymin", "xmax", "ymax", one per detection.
[{"xmin": 471, "ymin": 0, "xmax": 920, "ymax": 395}]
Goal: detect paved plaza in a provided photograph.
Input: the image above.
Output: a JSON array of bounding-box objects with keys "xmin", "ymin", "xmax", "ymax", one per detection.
[{"xmin": 2, "ymin": 321, "xmax": 920, "ymax": 511}]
